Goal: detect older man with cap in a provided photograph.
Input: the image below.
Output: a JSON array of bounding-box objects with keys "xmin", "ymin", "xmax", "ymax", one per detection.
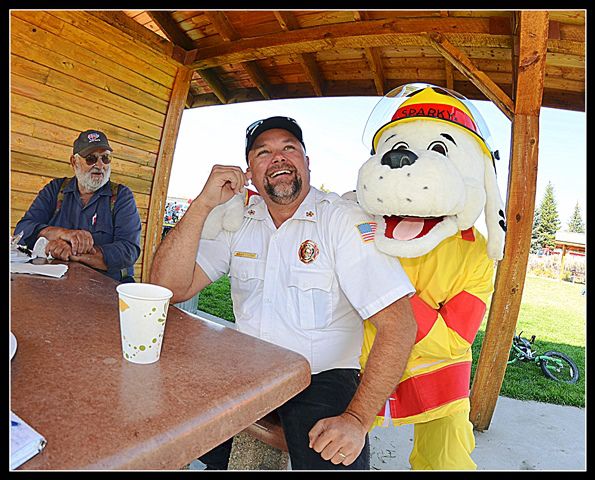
[
  {"xmin": 150, "ymin": 116, "xmax": 417, "ymax": 470},
  {"xmin": 14, "ymin": 129, "xmax": 142, "ymax": 282}
]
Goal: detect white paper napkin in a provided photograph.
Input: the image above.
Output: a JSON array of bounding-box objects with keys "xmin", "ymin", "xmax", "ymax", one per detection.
[
  {"xmin": 10, "ymin": 249, "xmax": 30, "ymax": 263},
  {"xmin": 31, "ymin": 237, "xmax": 51, "ymax": 259},
  {"xmin": 10, "ymin": 263, "xmax": 68, "ymax": 278}
]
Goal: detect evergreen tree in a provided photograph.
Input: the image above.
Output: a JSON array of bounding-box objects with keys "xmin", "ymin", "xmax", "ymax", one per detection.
[
  {"xmin": 567, "ymin": 202, "xmax": 585, "ymax": 233},
  {"xmin": 532, "ymin": 181, "xmax": 561, "ymax": 251},
  {"xmin": 530, "ymin": 207, "xmax": 542, "ymax": 253}
]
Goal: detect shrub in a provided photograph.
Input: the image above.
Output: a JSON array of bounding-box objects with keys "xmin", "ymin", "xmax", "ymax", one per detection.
[{"xmin": 527, "ymin": 253, "xmax": 586, "ymax": 284}]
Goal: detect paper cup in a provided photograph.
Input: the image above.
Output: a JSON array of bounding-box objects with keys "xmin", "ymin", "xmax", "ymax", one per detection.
[{"xmin": 116, "ymin": 283, "xmax": 173, "ymax": 364}]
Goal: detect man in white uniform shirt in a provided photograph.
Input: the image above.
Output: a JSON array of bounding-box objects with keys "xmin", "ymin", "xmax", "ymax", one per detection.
[{"xmin": 150, "ymin": 116, "xmax": 416, "ymax": 470}]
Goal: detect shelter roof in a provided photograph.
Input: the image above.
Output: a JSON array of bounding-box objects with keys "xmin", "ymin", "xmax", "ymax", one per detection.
[{"xmin": 122, "ymin": 10, "xmax": 585, "ymax": 111}]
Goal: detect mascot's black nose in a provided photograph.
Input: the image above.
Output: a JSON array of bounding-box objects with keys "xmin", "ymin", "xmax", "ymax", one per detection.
[{"xmin": 381, "ymin": 149, "xmax": 418, "ymax": 169}]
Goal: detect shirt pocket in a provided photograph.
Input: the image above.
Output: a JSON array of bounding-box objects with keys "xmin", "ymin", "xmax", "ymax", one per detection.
[
  {"xmin": 92, "ymin": 215, "xmax": 113, "ymax": 244},
  {"xmin": 288, "ymin": 266, "xmax": 334, "ymax": 330},
  {"xmin": 229, "ymin": 258, "xmax": 265, "ymax": 315}
]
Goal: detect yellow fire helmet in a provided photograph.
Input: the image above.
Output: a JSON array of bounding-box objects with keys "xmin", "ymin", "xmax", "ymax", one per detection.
[{"xmin": 363, "ymin": 83, "xmax": 496, "ymax": 161}]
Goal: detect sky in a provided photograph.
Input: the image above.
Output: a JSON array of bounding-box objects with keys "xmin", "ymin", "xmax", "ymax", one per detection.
[{"xmin": 168, "ymin": 95, "xmax": 586, "ymax": 233}]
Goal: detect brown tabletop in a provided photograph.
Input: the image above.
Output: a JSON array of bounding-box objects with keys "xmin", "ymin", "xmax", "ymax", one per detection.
[{"xmin": 10, "ymin": 262, "xmax": 311, "ymax": 470}]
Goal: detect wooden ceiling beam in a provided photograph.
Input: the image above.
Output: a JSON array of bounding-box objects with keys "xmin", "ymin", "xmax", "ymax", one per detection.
[
  {"xmin": 274, "ymin": 11, "xmax": 325, "ymax": 97},
  {"xmin": 146, "ymin": 11, "xmax": 195, "ymax": 51},
  {"xmin": 197, "ymin": 68, "xmax": 229, "ymax": 104},
  {"xmin": 185, "ymin": 91, "xmax": 193, "ymax": 109},
  {"xmin": 187, "ymin": 16, "xmax": 548, "ymax": 72},
  {"xmin": 444, "ymin": 60, "xmax": 454, "ymax": 90},
  {"xmin": 204, "ymin": 11, "xmax": 272, "ymax": 100},
  {"xmin": 354, "ymin": 11, "xmax": 385, "ymax": 96},
  {"xmin": 428, "ymin": 31, "xmax": 514, "ymax": 120},
  {"xmin": 274, "ymin": 10, "xmax": 300, "ymax": 31},
  {"xmin": 297, "ymin": 53, "xmax": 324, "ymax": 97}
]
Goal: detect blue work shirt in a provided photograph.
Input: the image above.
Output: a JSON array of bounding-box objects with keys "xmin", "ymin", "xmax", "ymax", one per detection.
[{"xmin": 14, "ymin": 177, "xmax": 142, "ymax": 282}]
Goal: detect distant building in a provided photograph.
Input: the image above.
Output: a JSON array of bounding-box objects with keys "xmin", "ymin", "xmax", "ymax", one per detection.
[
  {"xmin": 553, "ymin": 230, "xmax": 586, "ymax": 282},
  {"xmin": 554, "ymin": 231, "xmax": 586, "ymax": 258}
]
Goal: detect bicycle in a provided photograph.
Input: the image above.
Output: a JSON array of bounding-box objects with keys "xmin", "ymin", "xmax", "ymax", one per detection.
[{"xmin": 507, "ymin": 331, "xmax": 579, "ymax": 384}]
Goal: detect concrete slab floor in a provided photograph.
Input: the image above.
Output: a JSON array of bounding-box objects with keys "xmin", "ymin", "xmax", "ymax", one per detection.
[{"xmin": 188, "ymin": 396, "xmax": 586, "ymax": 471}]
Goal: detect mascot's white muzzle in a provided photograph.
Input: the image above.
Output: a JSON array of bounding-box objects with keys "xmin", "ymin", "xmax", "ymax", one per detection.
[{"xmin": 357, "ymin": 150, "xmax": 466, "ymax": 218}]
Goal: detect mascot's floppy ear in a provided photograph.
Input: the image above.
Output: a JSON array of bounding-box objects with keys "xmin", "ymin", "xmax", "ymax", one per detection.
[
  {"xmin": 201, "ymin": 193, "xmax": 246, "ymax": 240},
  {"xmin": 483, "ymin": 156, "xmax": 507, "ymax": 260}
]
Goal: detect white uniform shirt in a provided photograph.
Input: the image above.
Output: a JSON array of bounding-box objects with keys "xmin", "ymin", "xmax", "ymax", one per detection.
[{"xmin": 196, "ymin": 187, "xmax": 414, "ymax": 374}]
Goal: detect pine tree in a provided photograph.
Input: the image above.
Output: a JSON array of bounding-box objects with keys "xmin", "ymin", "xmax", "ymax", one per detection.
[
  {"xmin": 530, "ymin": 207, "xmax": 542, "ymax": 253},
  {"xmin": 567, "ymin": 202, "xmax": 585, "ymax": 233},
  {"xmin": 532, "ymin": 181, "xmax": 561, "ymax": 251}
]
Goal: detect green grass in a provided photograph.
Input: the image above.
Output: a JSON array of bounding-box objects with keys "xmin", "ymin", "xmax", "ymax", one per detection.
[
  {"xmin": 472, "ymin": 275, "xmax": 585, "ymax": 408},
  {"xmin": 197, "ymin": 274, "xmax": 586, "ymax": 407},
  {"xmin": 196, "ymin": 275, "xmax": 236, "ymax": 323}
]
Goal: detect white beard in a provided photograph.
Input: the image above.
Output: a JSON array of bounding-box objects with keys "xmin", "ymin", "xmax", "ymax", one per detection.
[{"xmin": 75, "ymin": 163, "xmax": 111, "ymax": 192}]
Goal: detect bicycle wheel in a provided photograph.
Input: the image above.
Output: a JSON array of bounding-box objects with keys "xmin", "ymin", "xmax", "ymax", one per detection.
[{"xmin": 540, "ymin": 351, "xmax": 579, "ymax": 384}]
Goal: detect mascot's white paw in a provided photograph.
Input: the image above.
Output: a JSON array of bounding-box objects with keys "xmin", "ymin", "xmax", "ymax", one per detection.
[
  {"xmin": 201, "ymin": 193, "xmax": 245, "ymax": 240},
  {"xmin": 341, "ymin": 190, "xmax": 358, "ymax": 203}
]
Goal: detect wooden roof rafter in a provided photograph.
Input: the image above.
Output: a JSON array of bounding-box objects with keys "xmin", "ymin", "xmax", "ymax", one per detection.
[
  {"xmin": 115, "ymin": 10, "xmax": 584, "ymax": 112},
  {"xmin": 147, "ymin": 11, "xmax": 194, "ymax": 50},
  {"xmin": 185, "ymin": 18, "xmax": 521, "ymax": 70},
  {"xmin": 428, "ymin": 31, "xmax": 515, "ymax": 120},
  {"xmin": 353, "ymin": 11, "xmax": 386, "ymax": 95},
  {"xmin": 147, "ymin": 11, "xmax": 234, "ymax": 105},
  {"xmin": 204, "ymin": 11, "xmax": 273, "ymax": 101},
  {"xmin": 273, "ymin": 11, "xmax": 325, "ymax": 97}
]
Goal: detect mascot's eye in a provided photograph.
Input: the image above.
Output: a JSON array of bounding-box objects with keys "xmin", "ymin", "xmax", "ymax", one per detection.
[
  {"xmin": 428, "ymin": 141, "xmax": 448, "ymax": 156},
  {"xmin": 391, "ymin": 142, "xmax": 409, "ymax": 152}
]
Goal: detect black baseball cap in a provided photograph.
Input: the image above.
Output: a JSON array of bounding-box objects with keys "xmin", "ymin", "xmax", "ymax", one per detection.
[
  {"xmin": 73, "ymin": 130, "xmax": 113, "ymax": 157},
  {"xmin": 245, "ymin": 116, "xmax": 305, "ymax": 160}
]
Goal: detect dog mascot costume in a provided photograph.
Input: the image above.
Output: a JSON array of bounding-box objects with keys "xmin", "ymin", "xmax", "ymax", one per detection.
[{"xmin": 351, "ymin": 83, "xmax": 507, "ymax": 470}]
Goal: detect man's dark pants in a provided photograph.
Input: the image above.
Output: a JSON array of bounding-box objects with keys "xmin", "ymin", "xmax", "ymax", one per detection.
[{"xmin": 198, "ymin": 368, "xmax": 370, "ymax": 470}]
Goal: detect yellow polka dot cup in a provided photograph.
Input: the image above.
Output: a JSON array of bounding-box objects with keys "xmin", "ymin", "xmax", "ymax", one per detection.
[{"xmin": 116, "ymin": 283, "xmax": 173, "ymax": 364}]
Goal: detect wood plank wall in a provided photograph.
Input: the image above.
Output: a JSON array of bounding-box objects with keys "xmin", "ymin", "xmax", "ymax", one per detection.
[{"xmin": 10, "ymin": 11, "xmax": 182, "ymax": 281}]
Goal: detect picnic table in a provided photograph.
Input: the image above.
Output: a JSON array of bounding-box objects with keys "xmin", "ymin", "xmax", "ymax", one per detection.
[{"xmin": 10, "ymin": 262, "xmax": 310, "ymax": 470}]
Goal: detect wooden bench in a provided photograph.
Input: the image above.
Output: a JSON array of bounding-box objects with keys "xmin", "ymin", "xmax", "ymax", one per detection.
[
  {"xmin": 243, "ymin": 411, "xmax": 288, "ymax": 452},
  {"xmin": 228, "ymin": 411, "xmax": 289, "ymax": 470}
]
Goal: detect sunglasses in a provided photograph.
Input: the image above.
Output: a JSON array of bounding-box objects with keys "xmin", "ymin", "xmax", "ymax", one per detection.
[
  {"xmin": 245, "ymin": 117, "xmax": 299, "ymax": 147},
  {"xmin": 79, "ymin": 153, "xmax": 112, "ymax": 166}
]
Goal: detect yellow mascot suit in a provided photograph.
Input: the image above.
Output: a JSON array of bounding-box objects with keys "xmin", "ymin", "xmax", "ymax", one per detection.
[{"xmin": 354, "ymin": 83, "xmax": 507, "ymax": 470}]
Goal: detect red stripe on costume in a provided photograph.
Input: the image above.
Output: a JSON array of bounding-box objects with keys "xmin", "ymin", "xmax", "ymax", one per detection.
[
  {"xmin": 380, "ymin": 362, "xmax": 472, "ymax": 419},
  {"xmin": 440, "ymin": 291, "xmax": 486, "ymax": 344},
  {"xmin": 410, "ymin": 294, "xmax": 438, "ymax": 343},
  {"xmin": 460, "ymin": 227, "xmax": 475, "ymax": 241}
]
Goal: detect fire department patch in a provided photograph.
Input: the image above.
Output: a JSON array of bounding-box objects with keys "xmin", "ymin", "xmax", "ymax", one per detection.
[{"xmin": 298, "ymin": 240, "xmax": 319, "ymax": 264}]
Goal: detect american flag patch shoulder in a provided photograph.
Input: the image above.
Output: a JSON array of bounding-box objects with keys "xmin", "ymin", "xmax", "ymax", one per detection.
[{"xmin": 355, "ymin": 222, "xmax": 377, "ymax": 243}]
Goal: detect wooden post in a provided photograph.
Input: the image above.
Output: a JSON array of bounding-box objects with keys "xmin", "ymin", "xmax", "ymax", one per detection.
[
  {"xmin": 469, "ymin": 11, "xmax": 549, "ymax": 431},
  {"xmin": 559, "ymin": 244, "xmax": 567, "ymax": 281},
  {"xmin": 142, "ymin": 65, "xmax": 193, "ymax": 282}
]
